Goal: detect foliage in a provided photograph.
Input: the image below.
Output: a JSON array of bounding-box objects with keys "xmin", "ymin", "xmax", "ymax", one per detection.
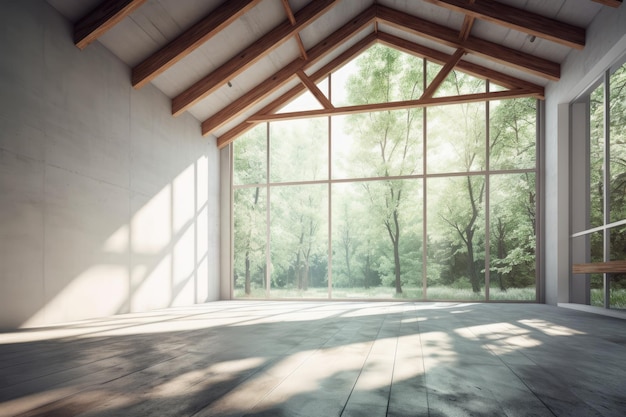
[{"xmin": 231, "ymin": 44, "xmax": 538, "ymax": 301}]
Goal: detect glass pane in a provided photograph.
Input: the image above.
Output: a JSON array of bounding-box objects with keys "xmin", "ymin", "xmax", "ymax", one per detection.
[
  {"xmin": 590, "ymin": 82, "xmax": 605, "ymax": 228},
  {"xmin": 277, "ymin": 91, "xmax": 323, "ymax": 113},
  {"xmin": 489, "ymin": 98, "xmax": 537, "ymax": 170},
  {"xmin": 433, "ymin": 69, "xmax": 486, "ymax": 97},
  {"xmin": 331, "ymin": 44, "xmax": 424, "ymax": 107},
  {"xmin": 427, "ymin": 176, "xmax": 486, "ymax": 300},
  {"xmin": 331, "ymin": 180, "xmax": 423, "ymax": 299},
  {"xmin": 331, "ymin": 110, "xmax": 423, "ymax": 179},
  {"xmin": 590, "ymin": 230, "xmax": 604, "ymax": 307},
  {"xmin": 269, "ymin": 117, "xmax": 328, "ymax": 183},
  {"xmin": 489, "ymin": 174, "xmax": 536, "ymax": 301},
  {"xmin": 270, "ymin": 184, "xmax": 328, "ymax": 298},
  {"xmin": 609, "ymin": 62, "xmax": 626, "ymax": 223},
  {"xmin": 427, "ymin": 103, "xmax": 486, "ymax": 174},
  {"xmin": 233, "ymin": 124, "xmax": 266, "ymax": 185},
  {"xmin": 590, "ymin": 273, "xmax": 604, "ymax": 307},
  {"xmin": 610, "ymin": 224, "xmax": 626, "ymax": 261},
  {"xmin": 233, "ymin": 187, "xmax": 266, "ymax": 298},
  {"xmin": 609, "ymin": 274, "xmax": 626, "ymax": 310}
]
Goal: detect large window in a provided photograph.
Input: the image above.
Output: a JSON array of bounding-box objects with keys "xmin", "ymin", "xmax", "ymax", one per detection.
[
  {"xmin": 572, "ymin": 58, "xmax": 626, "ymax": 309},
  {"xmin": 232, "ymin": 45, "xmax": 539, "ymax": 301}
]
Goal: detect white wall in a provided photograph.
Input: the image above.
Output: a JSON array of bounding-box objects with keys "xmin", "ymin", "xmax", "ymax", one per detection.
[
  {"xmin": 0, "ymin": 1, "xmax": 220, "ymax": 329},
  {"xmin": 544, "ymin": 6, "xmax": 626, "ymax": 305}
]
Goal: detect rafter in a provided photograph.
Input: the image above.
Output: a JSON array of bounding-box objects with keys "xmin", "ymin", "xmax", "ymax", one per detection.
[
  {"xmin": 281, "ymin": 0, "xmax": 309, "ymax": 60},
  {"xmin": 458, "ymin": 0, "xmax": 476, "ymax": 41},
  {"xmin": 216, "ymin": 32, "xmax": 378, "ymax": 149},
  {"xmin": 172, "ymin": 0, "xmax": 338, "ymax": 117},
  {"xmin": 377, "ymin": 32, "xmax": 544, "ymax": 97},
  {"xmin": 377, "ymin": 5, "xmax": 561, "ymax": 80},
  {"xmin": 74, "ymin": 0, "xmax": 147, "ymax": 50},
  {"xmin": 296, "ymin": 70, "xmax": 334, "ymax": 109},
  {"xmin": 425, "ymin": 0, "xmax": 585, "ymax": 49},
  {"xmin": 421, "ymin": 48, "xmax": 466, "ymax": 99},
  {"xmin": 201, "ymin": 5, "xmax": 377, "ymax": 136},
  {"xmin": 216, "ymin": 29, "xmax": 545, "ymax": 148},
  {"xmin": 132, "ymin": 0, "xmax": 261, "ymax": 89},
  {"xmin": 248, "ymin": 89, "xmax": 540, "ymax": 122}
]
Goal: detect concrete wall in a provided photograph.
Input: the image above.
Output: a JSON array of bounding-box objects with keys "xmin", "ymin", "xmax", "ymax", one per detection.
[
  {"xmin": 0, "ymin": 1, "xmax": 220, "ymax": 329},
  {"xmin": 543, "ymin": 7, "xmax": 626, "ymax": 305}
]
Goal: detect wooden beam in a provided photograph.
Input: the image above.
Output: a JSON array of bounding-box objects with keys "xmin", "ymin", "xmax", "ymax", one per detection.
[
  {"xmin": 425, "ymin": 0, "xmax": 586, "ymax": 49},
  {"xmin": 592, "ymin": 0, "xmax": 622, "ymax": 7},
  {"xmin": 376, "ymin": 5, "xmax": 561, "ymax": 80},
  {"xmin": 74, "ymin": 0, "xmax": 147, "ymax": 50},
  {"xmin": 216, "ymin": 32, "xmax": 377, "ymax": 149},
  {"xmin": 421, "ymin": 48, "xmax": 466, "ymax": 99},
  {"xmin": 172, "ymin": 0, "xmax": 338, "ymax": 116},
  {"xmin": 248, "ymin": 89, "xmax": 540, "ymax": 122},
  {"xmin": 131, "ymin": 0, "xmax": 261, "ymax": 89},
  {"xmin": 281, "ymin": 0, "xmax": 308, "ymax": 60},
  {"xmin": 202, "ymin": 5, "xmax": 377, "ymax": 135},
  {"xmin": 459, "ymin": 15, "xmax": 475, "ymax": 41},
  {"xmin": 377, "ymin": 32, "xmax": 544, "ymax": 98},
  {"xmin": 458, "ymin": 0, "xmax": 476, "ymax": 41},
  {"xmin": 573, "ymin": 261, "xmax": 626, "ymax": 274},
  {"xmin": 297, "ymin": 71, "xmax": 334, "ymax": 109}
]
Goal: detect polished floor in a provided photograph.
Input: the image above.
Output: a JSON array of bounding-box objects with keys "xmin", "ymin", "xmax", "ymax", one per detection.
[{"xmin": 1, "ymin": 301, "xmax": 625, "ymax": 417}]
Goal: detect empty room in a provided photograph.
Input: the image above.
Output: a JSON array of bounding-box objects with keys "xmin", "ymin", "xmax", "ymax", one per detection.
[{"xmin": 1, "ymin": 0, "xmax": 626, "ymax": 416}]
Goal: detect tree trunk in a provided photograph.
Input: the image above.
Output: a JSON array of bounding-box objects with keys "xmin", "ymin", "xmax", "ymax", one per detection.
[
  {"xmin": 245, "ymin": 250, "xmax": 251, "ymax": 295},
  {"xmin": 496, "ymin": 218, "xmax": 506, "ymax": 291}
]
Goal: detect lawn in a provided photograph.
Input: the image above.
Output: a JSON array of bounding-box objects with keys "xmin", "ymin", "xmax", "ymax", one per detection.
[{"xmin": 234, "ymin": 285, "xmax": 537, "ymax": 301}]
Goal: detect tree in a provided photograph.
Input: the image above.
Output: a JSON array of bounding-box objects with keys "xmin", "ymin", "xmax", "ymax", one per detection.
[
  {"xmin": 343, "ymin": 45, "xmax": 423, "ymax": 294},
  {"xmin": 233, "ymin": 125, "xmax": 267, "ymax": 295},
  {"xmin": 269, "ymin": 118, "xmax": 328, "ymax": 293}
]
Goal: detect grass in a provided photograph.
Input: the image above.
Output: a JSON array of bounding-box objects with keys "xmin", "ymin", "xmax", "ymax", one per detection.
[
  {"xmin": 591, "ymin": 288, "xmax": 626, "ymax": 309},
  {"xmin": 234, "ymin": 285, "xmax": 537, "ymax": 301}
]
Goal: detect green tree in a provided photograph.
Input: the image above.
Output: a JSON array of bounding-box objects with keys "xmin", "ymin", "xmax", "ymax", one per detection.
[
  {"xmin": 233, "ymin": 125, "xmax": 267, "ymax": 295},
  {"xmin": 343, "ymin": 45, "xmax": 423, "ymax": 294}
]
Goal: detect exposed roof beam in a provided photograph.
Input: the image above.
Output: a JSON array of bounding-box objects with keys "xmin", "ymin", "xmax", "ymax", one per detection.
[
  {"xmin": 459, "ymin": 15, "xmax": 475, "ymax": 41},
  {"xmin": 131, "ymin": 0, "xmax": 262, "ymax": 89},
  {"xmin": 74, "ymin": 0, "xmax": 147, "ymax": 50},
  {"xmin": 172, "ymin": 0, "xmax": 338, "ymax": 117},
  {"xmin": 281, "ymin": 0, "xmax": 309, "ymax": 60},
  {"xmin": 296, "ymin": 70, "xmax": 334, "ymax": 109},
  {"xmin": 248, "ymin": 89, "xmax": 540, "ymax": 122},
  {"xmin": 377, "ymin": 32, "xmax": 544, "ymax": 98},
  {"xmin": 425, "ymin": 0, "xmax": 585, "ymax": 50},
  {"xmin": 218, "ymin": 29, "xmax": 544, "ymax": 148},
  {"xmin": 592, "ymin": 0, "xmax": 622, "ymax": 7},
  {"xmin": 216, "ymin": 32, "xmax": 377, "ymax": 149},
  {"xmin": 377, "ymin": 5, "xmax": 561, "ymax": 80},
  {"xmin": 458, "ymin": 0, "xmax": 476, "ymax": 41},
  {"xmin": 421, "ymin": 48, "xmax": 466, "ymax": 99},
  {"xmin": 202, "ymin": 5, "xmax": 377, "ymax": 136}
]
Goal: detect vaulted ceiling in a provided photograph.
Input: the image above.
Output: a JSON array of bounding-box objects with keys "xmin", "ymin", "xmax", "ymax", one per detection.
[{"xmin": 47, "ymin": 0, "xmax": 623, "ymax": 148}]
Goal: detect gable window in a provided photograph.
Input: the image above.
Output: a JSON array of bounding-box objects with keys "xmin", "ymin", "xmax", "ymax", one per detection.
[{"xmin": 232, "ymin": 45, "xmax": 539, "ymax": 301}]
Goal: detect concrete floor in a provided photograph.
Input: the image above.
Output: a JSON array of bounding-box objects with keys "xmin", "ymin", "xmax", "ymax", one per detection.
[{"xmin": 0, "ymin": 301, "xmax": 625, "ymax": 417}]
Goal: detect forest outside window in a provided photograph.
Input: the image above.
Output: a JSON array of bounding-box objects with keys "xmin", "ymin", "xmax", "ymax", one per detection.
[{"xmin": 232, "ymin": 44, "xmax": 539, "ymax": 301}]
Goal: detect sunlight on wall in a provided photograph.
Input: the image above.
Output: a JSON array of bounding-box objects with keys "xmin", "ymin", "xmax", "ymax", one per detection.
[
  {"xmin": 132, "ymin": 185, "xmax": 172, "ymax": 255},
  {"xmin": 18, "ymin": 155, "xmax": 212, "ymax": 328},
  {"xmin": 24, "ymin": 265, "xmax": 130, "ymax": 327}
]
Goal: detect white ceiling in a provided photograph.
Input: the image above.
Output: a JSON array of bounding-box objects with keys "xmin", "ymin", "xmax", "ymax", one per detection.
[{"xmin": 46, "ymin": 0, "xmax": 605, "ymax": 140}]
